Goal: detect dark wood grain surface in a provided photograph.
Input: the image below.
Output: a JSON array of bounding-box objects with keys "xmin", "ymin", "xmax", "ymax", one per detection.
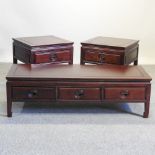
[
  {"xmin": 6, "ymin": 64, "xmax": 151, "ymax": 82},
  {"xmin": 13, "ymin": 35, "xmax": 74, "ymax": 64},
  {"xmin": 13, "ymin": 35, "xmax": 73, "ymax": 47},
  {"xmin": 81, "ymin": 36, "xmax": 139, "ymax": 48},
  {"xmin": 6, "ymin": 64, "xmax": 152, "ymax": 117}
]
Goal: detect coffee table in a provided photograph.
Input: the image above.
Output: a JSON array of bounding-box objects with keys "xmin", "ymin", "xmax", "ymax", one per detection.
[{"xmin": 6, "ymin": 64, "xmax": 151, "ymax": 117}]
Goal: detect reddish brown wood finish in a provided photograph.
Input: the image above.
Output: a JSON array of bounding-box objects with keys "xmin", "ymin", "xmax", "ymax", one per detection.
[
  {"xmin": 12, "ymin": 87, "xmax": 56, "ymax": 100},
  {"xmin": 58, "ymin": 87, "xmax": 101, "ymax": 101},
  {"xmin": 6, "ymin": 64, "xmax": 151, "ymax": 118},
  {"xmin": 81, "ymin": 36, "xmax": 139, "ymax": 65},
  {"xmin": 13, "ymin": 35, "xmax": 74, "ymax": 64},
  {"xmin": 104, "ymin": 87, "xmax": 145, "ymax": 100}
]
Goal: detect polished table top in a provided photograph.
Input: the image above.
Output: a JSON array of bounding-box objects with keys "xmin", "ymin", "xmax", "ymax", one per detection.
[
  {"xmin": 81, "ymin": 36, "xmax": 139, "ymax": 48},
  {"xmin": 13, "ymin": 35, "xmax": 73, "ymax": 47},
  {"xmin": 6, "ymin": 64, "xmax": 152, "ymax": 82}
]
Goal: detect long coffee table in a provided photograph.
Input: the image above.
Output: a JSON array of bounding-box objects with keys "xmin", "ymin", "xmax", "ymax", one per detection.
[{"xmin": 6, "ymin": 64, "xmax": 152, "ymax": 117}]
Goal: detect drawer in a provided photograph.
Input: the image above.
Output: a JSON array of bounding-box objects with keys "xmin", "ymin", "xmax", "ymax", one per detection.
[
  {"xmin": 101, "ymin": 53, "xmax": 121, "ymax": 64},
  {"xmin": 33, "ymin": 50, "xmax": 71, "ymax": 63},
  {"xmin": 58, "ymin": 87, "xmax": 101, "ymax": 100},
  {"xmin": 84, "ymin": 50, "xmax": 121, "ymax": 64},
  {"xmin": 84, "ymin": 51, "xmax": 100, "ymax": 62},
  {"xmin": 104, "ymin": 87, "xmax": 145, "ymax": 100},
  {"xmin": 12, "ymin": 87, "xmax": 56, "ymax": 100}
]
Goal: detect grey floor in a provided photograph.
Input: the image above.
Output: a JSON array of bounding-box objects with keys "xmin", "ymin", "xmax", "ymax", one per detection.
[{"xmin": 0, "ymin": 63, "xmax": 155, "ymax": 155}]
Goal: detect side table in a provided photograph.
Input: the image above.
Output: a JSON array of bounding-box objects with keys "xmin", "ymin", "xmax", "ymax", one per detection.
[
  {"xmin": 81, "ymin": 36, "xmax": 139, "ymax": 65},
  {"xmin": 13, "ymin": 35, "xmax": 74, "ymax": 64}
]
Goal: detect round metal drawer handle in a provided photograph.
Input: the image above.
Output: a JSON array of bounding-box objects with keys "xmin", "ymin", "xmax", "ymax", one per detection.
[
  {"xmin": 50, "ymin": 54, "xmax": 57, "ymax": 62},
  {"xmin": 99, "ymin": 53, "xmax": 105, "ymax": 63},
  {"xmin": 74, "ymin": 89, "xmax": 84, "ymax": 99},
  {"xmin": 28, "ymin": 90, "xmax": 38, "ymax": 98},
  {"xmin": 120, "ymin": 90, "xmax": 129, "ymax": 99}
]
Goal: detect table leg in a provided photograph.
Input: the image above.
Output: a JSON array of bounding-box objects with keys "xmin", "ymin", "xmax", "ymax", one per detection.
[
  {"xmin": 69, "ymin": 60, "xmax": 73, "ymax": 65},
  {"xmin": 6, "ymin": 82, "xmax": 12, "ymax": 117},
  {"xmin": 134, "ymin": 59, "xmax": 138, "ymax": 65},
  {"xmin": 69, "ymin": 47, "xmax": 73, "ymax": 65},
  {"xmin": 7, "ymin": 101, "xmax": 12, "ymax": 117},
  {"xmin": 13, "ymin": 44, "xmax": 17, "ymax": 64},
  {"xmin": 13, "ymin": 57, "xmax": 17, "ymax": 64},
  {"xmin": 143, "ymin": 101, "xmax": 150, "ymax": 118},
  {"xmin": 80, "ymin": 59, "xmax": 85, "ymax": 65},
  {"xmin": 143, "ymin": 84, "xmax": 151, "ymax": 118}
]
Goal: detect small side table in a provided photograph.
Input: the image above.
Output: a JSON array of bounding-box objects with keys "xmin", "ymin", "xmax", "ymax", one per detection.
[
  {"xmin": 80, "ymin": 36, "xmax": 139, "ymax": 65},
  {"xmin": 13, "ymin": 35, "xmax": 74, "ymax": 64}
]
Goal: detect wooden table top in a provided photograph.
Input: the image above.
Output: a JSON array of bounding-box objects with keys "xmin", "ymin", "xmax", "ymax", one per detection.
[
  {"xmin": 81, "ymin": 36, "xmax": 139, "ymax": 48},
  {"xmin": 6, "ymin": 64, "xmax": 151, "ymax": 82},
  {"xmin": 13, "ymin": 35, "xmax": 74, "ymax": 47}
]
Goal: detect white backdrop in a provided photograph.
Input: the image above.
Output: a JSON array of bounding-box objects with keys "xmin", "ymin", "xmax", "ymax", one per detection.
[{"xmin": 0, "ymin": 0, "xmax": 155, "ymax": 64}]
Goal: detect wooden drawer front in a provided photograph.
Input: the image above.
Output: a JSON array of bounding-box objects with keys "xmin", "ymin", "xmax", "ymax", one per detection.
[
  {"xmin": 34, "ymin": 50, "xmax": 71, "ymax": 63},
  {"xmin": 58, "ymin": 88, "xmax": 101, "ymax": 100},
  {"xmin": 12, "ymin": 87, "xmax": 56, "ymax": 100},
  {"xmin": 84, "ymin": 51, "xmax": 100, "ymax": 62},
  {"xmin": 84, "ymin": 50, "xmax": 121, "ymax": 64},
  {"xmin": 103, "ymin": 53, "xmax": 120, "ymax": 64},
  {"xmin": 104, "ymin": 87, "xmax": 145, "ymax": 100},
  {"xmin": 56, "ymin": 50, "xmax": 71, "ymax": 61}
]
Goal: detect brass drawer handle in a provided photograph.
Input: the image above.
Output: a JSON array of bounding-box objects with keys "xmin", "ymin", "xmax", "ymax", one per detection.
[
  {"xmin": 120, "ymin": 90, "xmax": 129, "ymax": 99},
  {"xmin": 74, "ymin": 89, "xmax": 84, "ymax": 99},
  {"xmin": 50, "ymin": 53, "xmax": 57, "ymax": 62},
  {"xmin": 28, "ymin": 90, "xmax": 38, "ymax": 98}
]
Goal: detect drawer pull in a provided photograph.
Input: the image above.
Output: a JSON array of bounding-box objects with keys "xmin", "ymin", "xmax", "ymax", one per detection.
[
  {"xmin": 50, "ymin": 53, "xmax": 57, "ymax": 62},
  {"xmin": 28, "ymin": 90, "xmax": 38, "ymax": 98},
  {"xmin": 120, "ymin": 90, "xmax": 129, "ymax": 99},
  {"xmin": 74, "ymin": 89, "xmax": 84, "ymax": 99},
  {"xmin": 99, "ymin": 53, "xmax": 105, "ymax": 63}
]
